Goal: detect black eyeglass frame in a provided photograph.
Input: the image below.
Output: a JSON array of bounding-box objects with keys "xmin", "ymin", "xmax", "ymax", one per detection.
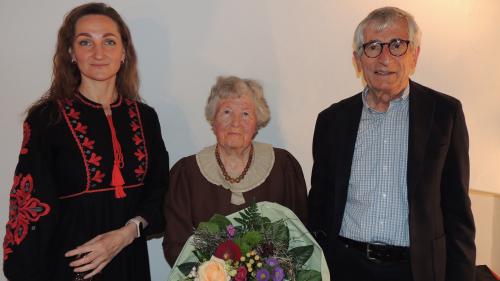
[{"xmin": 361, "ymin": 39, "xmax": 411, "ymax": 58}]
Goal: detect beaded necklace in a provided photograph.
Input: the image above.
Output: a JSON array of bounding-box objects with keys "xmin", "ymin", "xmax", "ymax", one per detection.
[{"xmin": 215, "ymin": 144, "xmax": 253, "ymax": 184}]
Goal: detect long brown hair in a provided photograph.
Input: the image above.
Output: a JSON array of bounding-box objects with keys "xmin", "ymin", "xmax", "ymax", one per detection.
[{"xmin": 28, "ymin": 2, "xmax": 140, "ymax": 117}]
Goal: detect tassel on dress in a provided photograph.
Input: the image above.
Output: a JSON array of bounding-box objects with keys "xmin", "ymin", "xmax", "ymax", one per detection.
[{"xmin": 106, "ymin": 114, "xmax": 127, "ymax": 198}]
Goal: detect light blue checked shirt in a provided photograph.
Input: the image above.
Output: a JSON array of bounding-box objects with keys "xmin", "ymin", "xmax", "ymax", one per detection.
[{"xmin": 339, "ymin": 86, "xmax": 410, "ymax": 247}]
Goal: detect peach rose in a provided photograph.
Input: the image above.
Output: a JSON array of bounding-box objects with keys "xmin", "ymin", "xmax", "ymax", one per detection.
[{"xmin": 196, "ymin": 256, "xmax": 230, "ymax": 281}]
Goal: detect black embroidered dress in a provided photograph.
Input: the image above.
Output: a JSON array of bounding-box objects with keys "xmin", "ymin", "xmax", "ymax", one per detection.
[{"xmin": 3, "ymin": 93, "xmax": 169, "ymax": 281}]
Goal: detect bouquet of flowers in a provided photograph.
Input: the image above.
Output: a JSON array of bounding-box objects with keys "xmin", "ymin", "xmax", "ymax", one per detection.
[{"xmin": 167, "ymin": 201, "xmax": 330, "ymax": 281}]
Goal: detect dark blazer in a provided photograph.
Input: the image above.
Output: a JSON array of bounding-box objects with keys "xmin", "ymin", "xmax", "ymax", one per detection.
[{"xmin": 308, "ymin": 80, "xmax": 476, "ymax": 281}]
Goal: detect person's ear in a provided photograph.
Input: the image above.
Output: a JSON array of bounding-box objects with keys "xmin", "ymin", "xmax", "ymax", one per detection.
[
  {"xmin": 353, "ymin": 51, "xmax": 362, "ymax": 73},
  {"xmin": 412, "ymin": 46, "xmax": 420, "ymax": 69},
  {"xmin": 69, "ymin": 48, "xmax": 76, "ymax": 63}
]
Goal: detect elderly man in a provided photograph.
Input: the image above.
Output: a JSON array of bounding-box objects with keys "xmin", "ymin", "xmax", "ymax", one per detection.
[{"xmin": 308, "ymin": 6, "xmax": 475, "ymax": 281}]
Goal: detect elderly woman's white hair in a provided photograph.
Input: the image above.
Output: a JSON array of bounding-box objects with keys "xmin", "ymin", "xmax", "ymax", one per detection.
[
  {"xmin": 205, "ymin": 76, "xmax": 271, "ymax": 130},
  {"xmin": 353, "ymin": 6, "xmax": 421, "ymax": 56}
]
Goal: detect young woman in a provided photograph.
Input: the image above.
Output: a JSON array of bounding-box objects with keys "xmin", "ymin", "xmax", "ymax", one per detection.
[{"xmin": 3, "ymin": 3, "xmax": 169, "ymax": 280}]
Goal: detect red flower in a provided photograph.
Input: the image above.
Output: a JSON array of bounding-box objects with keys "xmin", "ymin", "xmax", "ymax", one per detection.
[
  {"xmin": 234, "ymin": 266, "xmax": 248, "ymax": 281},
  {"xmin": 214, "ymin": 240, "xmax": 242, "ymax": 262}
]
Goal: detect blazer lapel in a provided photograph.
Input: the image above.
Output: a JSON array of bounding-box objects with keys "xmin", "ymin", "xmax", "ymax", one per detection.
[
  {"xmin": 336, "ymin": 95, "xmax": 363, "ymax": 180},
  {"xmin": 334, "ymin": 94, "xmax": 363, "ymax": 227},
  {"xmin": 407, "ymin": 80, "xmax": 436, "ymax": 202}
]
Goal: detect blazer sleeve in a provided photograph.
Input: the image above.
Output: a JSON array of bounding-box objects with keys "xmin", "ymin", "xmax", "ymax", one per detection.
[
  {"xmin": 441, "ymin": 101, "xmax": 476, "ymax": 281},
  {"xmin": 135, "ymin": 107, "xmax": 169, "ymax": 236},
  {"xmin": 308, "ymin": 111, "xmax": 332, "ymax": 249},
  {"xmin": 3, "ymin": 109, "xmax": 60, "ymax": 281}
]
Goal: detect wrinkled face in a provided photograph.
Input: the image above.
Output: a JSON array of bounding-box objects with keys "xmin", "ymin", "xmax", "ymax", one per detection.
[
  {"xmin": 213, "ymin": 94, "xmax": 257, "ymax": 151},
  {"xmin": 354, "ymin": 18, "xmax": 419, "ymax": 96},
  {"xmin": 71, "ymin": 14, "xmax": 125, "ymax": 84}
]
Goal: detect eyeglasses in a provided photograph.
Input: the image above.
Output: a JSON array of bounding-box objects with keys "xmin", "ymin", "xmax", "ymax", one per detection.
[{"xmin": 361, "ymin": 39, "xmax": 411, "ymax": 58}]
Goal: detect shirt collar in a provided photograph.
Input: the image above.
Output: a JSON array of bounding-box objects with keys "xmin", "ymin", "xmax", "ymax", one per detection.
[{"xmin": 362, "ymin": 86, "xmax": 410, "ymax": 112}]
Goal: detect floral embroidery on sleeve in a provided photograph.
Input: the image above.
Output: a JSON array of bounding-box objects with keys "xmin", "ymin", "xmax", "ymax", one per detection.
[{"xmin": 3, "ymin": 174, "xmax": 51, "ymax": 261}]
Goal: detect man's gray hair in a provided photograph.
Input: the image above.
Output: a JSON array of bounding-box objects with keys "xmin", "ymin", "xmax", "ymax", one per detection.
[
  {"xmin": 353, "ymin": 7, "xmax": 421, "ymax": 56},
  {"xmin": 205, "ymin": 76, "xmax": 271, "ymax": 130}
]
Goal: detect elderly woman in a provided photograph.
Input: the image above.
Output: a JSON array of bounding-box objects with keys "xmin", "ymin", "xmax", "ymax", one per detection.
[
  {"xmin": 162, "ymin": 76, "xmax": 308, "ymax": 265},
  {"xmin": 2, "ymin": 3, "xmax": 168, "ymax": 281}
]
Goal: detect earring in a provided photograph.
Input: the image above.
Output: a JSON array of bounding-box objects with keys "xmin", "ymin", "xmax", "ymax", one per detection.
[
  {"xmin": 71, "ymin": 58, "xmax": 76, "ymax": 64},
  {"xmin": 121, "ymin": 58, "xmax": 125, "ymax": 64}
]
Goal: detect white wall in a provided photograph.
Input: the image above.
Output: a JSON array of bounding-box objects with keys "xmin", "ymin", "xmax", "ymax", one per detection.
[{"xmin": 1, "ymin": 1, "xmax": 499, "ymax": 280}]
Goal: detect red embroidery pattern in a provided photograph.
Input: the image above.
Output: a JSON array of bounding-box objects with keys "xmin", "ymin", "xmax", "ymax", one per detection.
[
  {"xmin": 67, "ymin": 108, "xmax": 80, "ymax": 119},
  {"xmin": 92, "ymin": 170, "xmax": 105, "ymax": 183},
  {"xmin": 3, "ymin": 174, "xmax": 50, "ymax": 261},
  {"xmin": 3, "ymin": 229, "xmax": 14, "ymax": 261},
  {"xmin": 88, "ymin": 153, "xmax": 102, "ymax": 166},
  {"xmin": 55, "ymin": 97, "xmax": 148, "ymax": 199},
  {"xmin": 126, "ymin": 99, "xmax": 148, "ymax": 181},
  {"xmin": 82, "ymin": 137, "xmax": 95, "ymax": 149},
  {"xmin": 20, "ymin": 122, "xmax": 30, "ymax": 155},
  {"xmin": 60, "ymin": 100, "xmax": 105, "ymax": 189}
]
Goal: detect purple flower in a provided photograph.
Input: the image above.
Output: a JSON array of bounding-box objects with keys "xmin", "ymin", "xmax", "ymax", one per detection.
[
  {"xmin": 272, "ymin": 266, "xmax": 285, "ymax": 281},
  {"xmin": 265, "ymin": 258, "xmax": 279, "ymax": 267},
  {"xmin": 226, "ymin": 225, "xmax": 236, "ymax": 237},
  {"xmin": 256, "ymin": 268, "xmax": 270, "ymax": 281}
]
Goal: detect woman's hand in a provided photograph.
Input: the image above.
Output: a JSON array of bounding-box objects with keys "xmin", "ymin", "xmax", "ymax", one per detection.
[{"xmin": 65, "ymin": 223, "xmax": 137, "ymax": 279}]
